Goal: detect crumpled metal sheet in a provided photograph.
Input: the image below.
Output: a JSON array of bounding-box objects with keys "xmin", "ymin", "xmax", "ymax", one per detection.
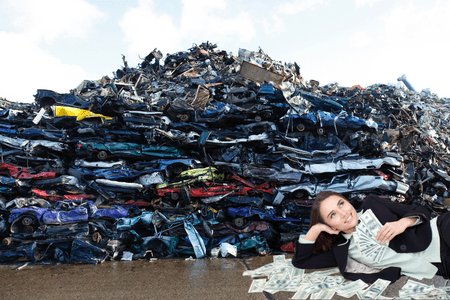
[{"xmin": 53, "ymin": 106, "xmax": 114, "ymax": 121}]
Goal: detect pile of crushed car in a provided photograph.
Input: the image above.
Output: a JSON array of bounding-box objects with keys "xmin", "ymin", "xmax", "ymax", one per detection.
[{"xmin": 1, "ymin": 42, "xmax": 449, "ymax": 264}]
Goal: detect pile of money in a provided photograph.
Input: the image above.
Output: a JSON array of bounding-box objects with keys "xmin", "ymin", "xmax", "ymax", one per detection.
[
  {"xmin": 245, "ymin": 255, "xmax": 450, "ymax": 299},
  {"xmin": 398, "ymin": 279, "xmax": 450, "ymax": 299},
  {"xmin": 244, "ymin": 255, "xmax": 391, "ymax": 299},
  {"xmin": 354, "ymin": 209, "xmax": 389, "ymax": 263}
]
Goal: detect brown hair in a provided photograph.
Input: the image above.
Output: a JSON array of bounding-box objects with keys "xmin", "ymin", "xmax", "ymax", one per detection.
[{"xmin": 310, "ymin": 191, "xmax": 347, "ymax": 253}]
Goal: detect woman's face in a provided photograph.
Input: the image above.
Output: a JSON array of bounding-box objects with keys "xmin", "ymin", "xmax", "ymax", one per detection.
[{"xmin": 319, "ymin": 195, "xmax": 358, "ymax": 234}]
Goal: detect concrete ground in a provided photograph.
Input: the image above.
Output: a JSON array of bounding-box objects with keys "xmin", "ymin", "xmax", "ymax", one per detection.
[{"xmin": 0, "ymin": 254, "xmax": 447, "ymax": 300}]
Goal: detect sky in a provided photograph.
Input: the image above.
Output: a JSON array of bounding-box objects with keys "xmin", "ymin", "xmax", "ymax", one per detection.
[{"xmin": 1, "ymin": 0, "xmax": 449, "ymax": 103}]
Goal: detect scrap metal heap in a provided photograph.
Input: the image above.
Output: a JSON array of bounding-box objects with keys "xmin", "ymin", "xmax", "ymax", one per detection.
[{"xmin": 1, "ymin": 42, "xmax": 449, "ymax": 263}]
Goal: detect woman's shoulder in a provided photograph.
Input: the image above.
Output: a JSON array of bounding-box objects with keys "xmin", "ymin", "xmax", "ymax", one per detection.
[{"xmin": 361, "ymin": 194, "xmax": 391, "ymax": 208}]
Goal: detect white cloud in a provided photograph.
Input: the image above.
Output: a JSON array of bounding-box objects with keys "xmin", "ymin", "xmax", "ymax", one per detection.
[
  {"xmin": 262, "ymin": 0, "xmax": 326, "ymax": 37},
  {"xmin": 321, "ymin": 1, "xmax": 450, "ymax": 97},
  {"xmin": 377, "ymin": 1, "xmax": 450, "ymax": 96},
  {"xmin": 120, "ymin": 0, "xmax": 256, "ymax": 63},
  {"xmin": 355, "ymin": 0, "xmax": 383, "ymax": 7},
  {"xmin": 180, "ymin": 0, "xmax": 255, "ymax": 43},
  {"xmin": 276, "ymin": 0, "xmax": 327, "ymax": 15},
  {"xmin": 119, "ymin": 0, "xmax": 181, "ymax": 59},
  {"xmin": 6, "ymin": 0, "xmax": 104, "ymax": 43},
  {"xmin": 0, "ymin": 32, "xmax": 88, "ymax": 102},
  {"xmin": 263, "ymin": 15, "xmax": 286, "ymax": 36},
  {"xmin": 0, "ymin": 0, "xmax": 104, "ymax": 102},
  {"xmin": 350, "ymin": 31, "xmax": 373, "ymax": 48}
]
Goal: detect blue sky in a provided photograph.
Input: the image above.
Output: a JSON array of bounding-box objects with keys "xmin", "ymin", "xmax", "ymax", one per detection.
[{"xmin": 1, "ymin": 0, "xmax": 449, "ymax": 102}]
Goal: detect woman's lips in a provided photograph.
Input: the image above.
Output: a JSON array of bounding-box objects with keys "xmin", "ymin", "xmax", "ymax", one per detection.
[{"xmin": 345, "ymin": 214, "xmax": 352, "ymax": 223}]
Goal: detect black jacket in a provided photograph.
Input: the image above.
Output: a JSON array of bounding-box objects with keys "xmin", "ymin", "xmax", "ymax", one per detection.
[{"xmin": 292, "ymin": 194, "xmax": 432, "ymax": 283}]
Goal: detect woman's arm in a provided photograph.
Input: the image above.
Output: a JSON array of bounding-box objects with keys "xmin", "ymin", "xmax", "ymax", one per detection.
[
  {"xmin": 303, "ymin": 223, "xmax": 340, "ymax": 241},
  {"xmin": 292, "ymin": 223, "xmax": 340, "ymax": 269},
  {"xmin": 292, "ymin": 238, "xmax": 338, "ymax": 269}
]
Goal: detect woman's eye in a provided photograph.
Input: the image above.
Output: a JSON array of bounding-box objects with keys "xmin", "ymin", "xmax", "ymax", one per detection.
[
  {"xmin": 331, "ymin": 213, "xmax": 335, "ymax": 218},
  {"xmin": 339, "ymin": 201, "xmax": 343, "ymax": 207}
]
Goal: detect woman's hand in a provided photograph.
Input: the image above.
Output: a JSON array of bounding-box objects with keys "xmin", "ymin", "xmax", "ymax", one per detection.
[
  {"xmin": 316, "ymin": 223, "xmax": 340, "ymax": 235},
  {"xmin": 303, "ymin": 223, "xmax": 340, "ymax": 242},
  {"xmin": 375, "ymin": 217, "xmax": 416, "ymax": 244}
]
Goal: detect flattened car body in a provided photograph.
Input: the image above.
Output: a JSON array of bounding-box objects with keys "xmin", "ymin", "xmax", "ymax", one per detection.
[{"xmin": 273, "ymin": 175, "xmax": 409, "ymax": 204}]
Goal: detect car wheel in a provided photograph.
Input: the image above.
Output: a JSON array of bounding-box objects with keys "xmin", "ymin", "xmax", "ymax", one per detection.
[
  {"xmin": 234, "ymin": 217, "xmax": 246, "ymax": 228},
  {"xmin": 296, "ymin": 124, "xmax": 305, "ymax": 131},
  {"xmin": 293, "ymin": 190, "xmax": 305, "ymax": 199},
  {"xmin": 21, "ymin": 216, "xmax": 34, "ymax": 226},
  {"xmin": 97, "ymin": 151, "xmax": 108, "ymax": 160},
  {"xmin": 23, "ymin": 225, "xmax": 35, "ymax": 234},
  {"xmin": 92, "ymin": 232, "xmax": 102, "ymax": 243},
  {"xmin": 180, "ymin": 114, "xmax": 189, "ymax": 122},
  {"xmin": 2, "ymin": 237, "xmax": 12, "ymax": 246}
]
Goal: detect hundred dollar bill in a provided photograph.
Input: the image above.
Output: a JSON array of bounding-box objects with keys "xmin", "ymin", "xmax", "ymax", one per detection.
[
  {"xmin": 289, "ymin": 267, "xmax": 304, "ymax": 281},
  {"xmin": 283, "ymin": 279, "xmax": 306, "ymax": 292},
  {"xmin": 243, "ymin": 262, "xmax": 278, "ymax": 277},
  {"xmin": 292, "ymin": 283, "xmax": 312, "ymax": 300},
  {"xmin": 272, "ymin": 254, "xmax": 286, "ymax": 262},
  {"xmin": 324, "ymin": 275, "xmax": 345, "ymax": 285},
  {"xmin": 401, "ymin": 279, "xmax": 432, "ymax": 290},
  {"xmin": 440, "ymin": 286, "xmax": 450, "ymax": 298},
  {"xmin": 304, "ymin": 280, "xmax": 341, "ymax": 294},
  {"xmin": 310, "ymin": 288, "xmax": 335, "ymax": 300},
  {"xmin": 264, "ymin": 272, "xmax": 291, "ymax": 293},
  {"xmin": 410, "ymin": 288, "xmax": 448, "ymax": 299},
  {"xmin": 366, "ymin": 244, "xmax": 387, "ymax": 263},
  {"xmin": 248, "ymin": 279, "xmax": 266, "ymax": 293},
  {"xmin": 336, "ymin": 279, "xmax": 368, "ymax": 297},
  {"xmin": 399, "ymin": 280, "xmax": 435, "ymax": 297},
  {"xmin": 356, "ymin": 219, "xmax": 376, "ymax": 237},
  {"xmin": 357, "ymin": 278, "xmax": 390, "ymax": 299},
  {"xmin": 304, "ymin": 273, "xmax": 324, "ymax": 284},
  {"xmin": 360, "ymin": 209, "xmax": 383, "ymax": 236},
  {"xmin": 309, "ymin": 267, "xmax": 340, "ymax": 277}
]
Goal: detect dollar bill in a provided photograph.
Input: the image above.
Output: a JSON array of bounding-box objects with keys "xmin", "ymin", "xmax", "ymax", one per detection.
[
  {"xmin": 356, "ymin": 278, "xmax": 390, "ymax": 299},
  {"xmin": 292, "ymin": 283, "xmax": 312, "ymax": 300},
  {"xmin": 328, "ymin": 275, "xmax": 345, "ymax": 285},
  {"xmin": 309, "ymin": 288, "xmax": 335, "ymax": 299},
  {"xmin": 401, "ymin": 279, "xmax": 432, "ymax": 290},
  {"xmin": 272, "ymin": 254, "xmax": 286, "ymax": 262},
  {"xmin": 399, "ymin": 280, "xmax": 435, "ymax": 297},
  {"xmin": 410, "ymin": 288, "xmax": 448, "ymax": 299},
  {"xmin": 336, "ymin": 279, "xmax": 368, "ymax": 297},
  {"xmin": 289, "ymin": 267, "xmax": 304, "ymax": 281},
  {"xmin": 310, "ymin": 267, "xmax": 340, "ymax": 277},
  {"xmin": 304, "ymin": 280, "xmax": 341, "ymax": 294},
  {"xmin": 283, "ymin": 279, "xmax": 306, "ymax": 292},
  {"xmin": 243, "ymin": 262, "xmax": 277, "ymax": 277},
  {"xmin": 311, "ymin": 288, "xmax": 336, "ymax": 300},
  {"xmin": 360, "ymin": 209, "xmax": 383, "ymax": 235},
  {"xmin": 304, "ymin": 273, "xmax": 325, "ymax": 284},
  {"xmin": 264, "ymin": 272, "xmax": 296, "ymax": 293},
  {"xmin": 248, "ymin": 279, "xmax": 266, "ymax": 293}
]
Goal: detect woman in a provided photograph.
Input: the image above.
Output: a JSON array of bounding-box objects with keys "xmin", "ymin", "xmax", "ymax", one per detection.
[{"xmin": 292, "ymin": 191, "xmax": 450, "ymax": 283}]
